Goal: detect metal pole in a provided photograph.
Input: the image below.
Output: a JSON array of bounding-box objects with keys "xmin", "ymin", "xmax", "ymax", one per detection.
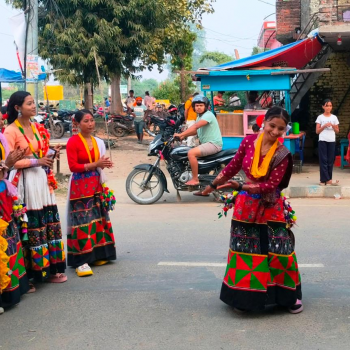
[{"xmin": 26, "ymin": 0, "xmax": 38, "ymax": 103}]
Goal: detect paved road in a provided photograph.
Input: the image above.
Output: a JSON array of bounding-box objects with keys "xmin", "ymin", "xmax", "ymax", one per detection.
[{"xmin": 1, "ymin": 194, "xmax": 350, "ymax": 350}]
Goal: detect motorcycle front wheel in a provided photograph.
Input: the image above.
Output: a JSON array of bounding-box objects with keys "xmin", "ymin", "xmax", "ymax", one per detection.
[
  {"xmin": 126, "ymin": 169, "xmax": 164, "ymax": 205},
  {"xmin": 53, "ymin": 122, "xmax": 65, "ymax": 139}
]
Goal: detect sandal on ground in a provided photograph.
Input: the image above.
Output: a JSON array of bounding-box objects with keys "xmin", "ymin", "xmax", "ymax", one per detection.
[
  {"xmin": 92, "ymin": 260, "xmax": 109, "ymax": 266},
  {"xmin": 326, "ymin": 180, "xmax": 339, "ymax": 186},
  {"xmin": 48, "ymin": 273, "xmax": 68, "ymax": 283},
  {"xmin": 193, "ymin": 191, "xmax": 209, "ymax": 197},
  {"xmin": 319, "ymin": 182, "xmax": 326, "ymax": 186},
  {"xmin": 27, "ymin": 282, "xmax": 36, "ymax": 293},
  {"xmin": 76, "ymin": 263, "xmax": 93, "ymax": 277},
  {"xmin": 288, "ymin": 299, "xmax": 303, "ymax": 314}
]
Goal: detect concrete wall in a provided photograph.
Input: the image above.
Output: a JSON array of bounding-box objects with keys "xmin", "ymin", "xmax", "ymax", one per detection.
[
  {"xmin": 301, "ymin": 0, "xmax": 320, "ymax": 30},
  {"xmin": 309, "ymin": 52, "xmax": 350, "ymax": 140}
]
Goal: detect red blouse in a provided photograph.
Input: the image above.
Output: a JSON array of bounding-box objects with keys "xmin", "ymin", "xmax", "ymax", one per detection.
[
  {"xmin": 222, "ymin": 134, "xmax": 290, "ymax": 194},
  {"xmin": 66, "ymin": 135, "xmax": 98, "ymax": 173}
]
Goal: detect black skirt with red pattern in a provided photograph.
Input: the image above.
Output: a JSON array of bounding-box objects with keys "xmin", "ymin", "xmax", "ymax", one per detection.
[
  {"xmin": 67, "ymin": 171, "xmax": 116, "ymax": 267},
  {"xmin": 220, "ymin": 191, "xmax": 302, "ymax": 311}
]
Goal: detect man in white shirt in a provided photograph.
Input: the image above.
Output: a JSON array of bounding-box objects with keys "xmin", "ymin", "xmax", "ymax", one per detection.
[{"xmin": 125, "ymin": 90, "xmax": 135, "ymax": 110}]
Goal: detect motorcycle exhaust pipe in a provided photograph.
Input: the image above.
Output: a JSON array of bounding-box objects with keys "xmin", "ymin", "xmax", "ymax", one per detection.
[{"xmin": 113, "ymin": 122, "xmax": 129, "ymax": 130}]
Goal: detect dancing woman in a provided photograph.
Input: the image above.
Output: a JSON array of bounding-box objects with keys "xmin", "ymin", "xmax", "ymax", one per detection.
[
  {"xmin": 202, "ymin": 107, "xmax": 303, "ymax": 313},
  {"xmin": 66, "ymin": 110, "xmax": 116, "ymax": 277},
  {"xmin": 4, "ymin": 91, "xmax": 67, "ymax": 285}
]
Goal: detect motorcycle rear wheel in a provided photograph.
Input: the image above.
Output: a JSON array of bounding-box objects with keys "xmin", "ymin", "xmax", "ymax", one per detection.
[
  {"xmin": 126, "ymin": 169, "xmax": 164, "ymax": 205},
  {"xmin": 112, "ymin": 126, "xmax": 127, "ymax": 137}
]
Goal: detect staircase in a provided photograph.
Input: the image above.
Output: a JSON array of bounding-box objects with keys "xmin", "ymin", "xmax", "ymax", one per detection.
[{"xmin": 289, "ymin": 44, "xmax": 332, "ymax": 112}]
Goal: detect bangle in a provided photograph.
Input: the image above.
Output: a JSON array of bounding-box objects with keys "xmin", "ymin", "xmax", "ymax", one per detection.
[
  {"xmin": 209, "ymin": 182, "xmax": 217, "ymax": 189},
  {"xmin": 30, "ymin": 159, "xmax": 39, "ymax": 167}
]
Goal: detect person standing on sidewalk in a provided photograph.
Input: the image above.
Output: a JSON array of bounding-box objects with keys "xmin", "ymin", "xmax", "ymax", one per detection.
[
  {"xmin": 66, "ymin": 110, "xmax": 116, "ymax": 277},
  {"xmin": 184, "ymin": 92, "xmax": 199, "ymax": 147},
  {"xmin": 131, "ymin": 97, "xmax": 147, "ymax": 144},
  {"xmin": 316, "ymin": 99, "xmax": 339, "ymax": 186}
]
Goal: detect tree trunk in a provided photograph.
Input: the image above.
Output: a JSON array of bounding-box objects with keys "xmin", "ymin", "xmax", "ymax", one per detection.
[
  {"xmin": 84, "ymin": 82, "xmax": 93, "ymax": 112},
  {"xmin": 180, "ymin": 67, "xmax": 187, "ymax": 103},
  {"xmin": 111, "ymin": 74, "xmax": 123, "ymax": 114}
]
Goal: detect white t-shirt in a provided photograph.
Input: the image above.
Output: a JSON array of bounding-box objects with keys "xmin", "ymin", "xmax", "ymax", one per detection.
[{"xmin": 315, "ymin": 114, "xmax": 339, "ymax": 142}]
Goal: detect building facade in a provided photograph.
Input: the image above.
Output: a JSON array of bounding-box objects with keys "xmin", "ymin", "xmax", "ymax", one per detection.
[{"xmin": 276, "ymin": 0, "xmax": 350, "ymax": 157}]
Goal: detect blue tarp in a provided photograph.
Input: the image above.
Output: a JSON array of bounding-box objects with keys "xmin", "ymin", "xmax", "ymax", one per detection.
[
  {"xmin": 0, "ymin": 68, "xmax": 46, "ymax": 82},
  {"xmin": 0, "ymin": 68, "xmax": 23, "ymax": 82}
]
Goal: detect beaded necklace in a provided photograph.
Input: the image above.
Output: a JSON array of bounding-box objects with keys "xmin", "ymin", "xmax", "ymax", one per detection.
[
  {"xmin": 14, "ymin": 119, "xmax": 43, "ymax": 159},
  {"xmin": 78, "ymin": 133, "xmax": 100, "ymax": 163}
]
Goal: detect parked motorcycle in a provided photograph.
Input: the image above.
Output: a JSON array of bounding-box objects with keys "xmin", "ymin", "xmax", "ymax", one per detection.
[
  {"xmin": 109, "ymin": 114, "xmax": 154, "ymax": 138},
  {"xmin": 125, "ymin": 135, "xmax": 245, "ymax": 205},
  {"xmin": 145, "ymin": 114, "xmax": 185, "ymax": 139},
  {"xmin": 55, "ymin": 109, "xmax": 75, "ymax": 137}
]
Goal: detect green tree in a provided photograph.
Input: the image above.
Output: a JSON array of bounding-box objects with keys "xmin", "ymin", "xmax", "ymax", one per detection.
[
  {"xmin": 8, "ymin": 0, "xmax": 214, "ymax": 112},
  {"xmin": 199, "ymin": 51, "xmax": 235, "ymax": 65}
]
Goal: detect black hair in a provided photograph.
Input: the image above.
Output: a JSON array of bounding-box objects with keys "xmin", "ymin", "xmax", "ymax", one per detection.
[
  {"xmin": 74, "ymin": 109, "xmax": 93, "ymax": 123},
  {"xmin": 322, "ymin": 98, "xmax": 332, "ymax": 106},
  {"xmin": 264, "ymin": 106, "xmax": 289, "ymax": 125},
  {"xmin": 252, "ymin": 124, "xmax": 260, "ymax": 133},
  {"xmin": 7, "ymin": 91, "xmax": 31, "ymax": 124},
  {"xmin": 248, "ymin": 91, "xmax": 258, "ymax": 103},
  {"xmin": 145, "ymin": 91, "xmax": 149, "ymax": 95},
  {"xmin": 0, "ymin": 106, "xmax": 6, "ymax": 115},
  {"xmin": 218, "ymin": 91, "xmax": 225, "ymax": 94},
  {"xmin": 129, "ymin": 90, "xmax": 134, "ymax": 94}
]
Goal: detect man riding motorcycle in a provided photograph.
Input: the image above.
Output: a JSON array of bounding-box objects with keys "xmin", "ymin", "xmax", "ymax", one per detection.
[{"xmin": 174, "ymin": 95, "xmax": 223, "ymax": 186}]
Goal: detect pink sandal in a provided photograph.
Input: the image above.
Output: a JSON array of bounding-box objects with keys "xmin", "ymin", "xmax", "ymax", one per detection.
[
  {"xmin": 48, "ymin": 273, "xmax": 68, "ymax": 283},
  {"xmin": 288, "ymin": 299, "xmax": 303, "ymax": 314}
]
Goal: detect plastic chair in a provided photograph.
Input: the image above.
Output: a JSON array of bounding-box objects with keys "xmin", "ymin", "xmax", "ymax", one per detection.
[{"xmin": 294, "ymin": 133, "xmax": 305, "ymax": 165}]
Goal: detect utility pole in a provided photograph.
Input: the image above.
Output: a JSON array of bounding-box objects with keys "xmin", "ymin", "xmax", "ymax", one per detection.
[{"xmin": 25, "ymin": 0, "xmax": 39, "ymax": 105}]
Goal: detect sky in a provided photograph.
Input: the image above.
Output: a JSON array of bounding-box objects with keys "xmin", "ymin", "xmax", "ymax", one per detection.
[{"xmin": 0, "ymin": 0, "xmax": 276, "ymax": 82}]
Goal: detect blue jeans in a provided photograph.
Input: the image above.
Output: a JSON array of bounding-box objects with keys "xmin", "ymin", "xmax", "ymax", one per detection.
[{"xmin": 134, "ymin": 120, "xmax": 144, "ymax": 134}]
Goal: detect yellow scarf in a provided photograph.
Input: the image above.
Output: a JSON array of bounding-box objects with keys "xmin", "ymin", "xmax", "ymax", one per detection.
[
  {"xmin": 78, "ymin": 133, "xmax": 100, "ymax": 163},
  {"xmin": 250, "ymin": 133, "xmax": 279, "ymax": 179}
]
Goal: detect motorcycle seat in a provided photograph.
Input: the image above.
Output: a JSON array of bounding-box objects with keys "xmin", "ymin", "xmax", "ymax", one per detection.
[{"xmin": 198, "ymin": 148, "xmax": 237, "ymax": 161}]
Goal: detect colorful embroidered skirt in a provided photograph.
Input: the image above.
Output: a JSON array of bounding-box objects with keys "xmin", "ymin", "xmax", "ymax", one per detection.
[
  {"xmin": 0, "ymin": 220, "xmax": 30, "ymax": 308},
  {"xmin": 0, "ymin": 181, "xmax": 29, "ymax": 308},
  {"xmin": 67, "ymin": 171, "xmax": 116, "ymax": 267},
  {"xmin": 220, "ymin": 191, "xmax": 302, "ymax": 311},
  {"xmin": 10, "ymin": 167, "xmax": 66, "ymax": 282}
]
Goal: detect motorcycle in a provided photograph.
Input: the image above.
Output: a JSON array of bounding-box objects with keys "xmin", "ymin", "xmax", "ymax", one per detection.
[
  {"xmin": 33, "ymin": 113, "xmax": 66, "ymax": 139},
  {"xmin": 55, "ymin": 109, "xmax": 75, "ymax": 138},
  {"xmin": 108, "ymin": 114, "xmax": 136, "ymax": 137},
  {"xmin": 145, "ymin": 114, "xmax": 185, "ymax": 139},
  {"xmin": 125, "ymin": 135, "xmax": 245, "ymax": 205},
  {"xmin": 109, "ymin": 114, "xmax": 154, "ymax": 138}
]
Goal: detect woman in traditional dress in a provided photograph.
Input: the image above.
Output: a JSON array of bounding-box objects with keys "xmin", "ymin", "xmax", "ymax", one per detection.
[
  {"xmin": 0, "ymin": 140, "xmax": 29, "ymax": 313},
  {"xmin": 66, "ymin": 109, "xmax": 116, "ymax": 277},
  {"xmin": 202, "ymin": 106, "xmax": 303, "ymax": 314},
  {"xmin": 4, "ymin": 91, "xmax": 67, "ymax": 286}
]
